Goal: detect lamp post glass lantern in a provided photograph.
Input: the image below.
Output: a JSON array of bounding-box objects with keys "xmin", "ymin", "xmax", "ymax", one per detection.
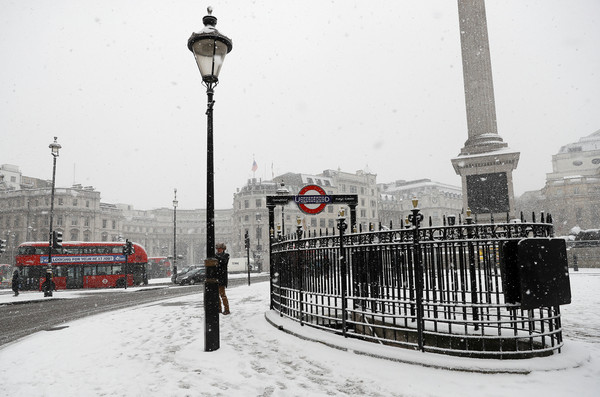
[{"xmin": 188, "ymin": 7, "xmax": 232, "ymax": 352}]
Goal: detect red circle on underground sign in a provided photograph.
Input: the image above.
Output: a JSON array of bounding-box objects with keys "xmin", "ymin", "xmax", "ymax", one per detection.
[{"xmin": 295, "ymin": 185, "xmax": 330, "ymax": 215}]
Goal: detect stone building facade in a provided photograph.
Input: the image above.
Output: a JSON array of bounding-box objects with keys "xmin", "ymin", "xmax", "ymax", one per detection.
[
  {"xmin": 516, "ymin": 129, "xmax": 600, "ymax": 236},
  {"xmin": 378, "ymin": 179, "xmax": 463, "ymax": 227}
]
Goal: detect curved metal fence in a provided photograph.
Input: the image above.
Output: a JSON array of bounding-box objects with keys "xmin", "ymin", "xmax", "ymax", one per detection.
[{"xmin": 269, "ymin": 214, "xmax": 568, "ymax": 359}]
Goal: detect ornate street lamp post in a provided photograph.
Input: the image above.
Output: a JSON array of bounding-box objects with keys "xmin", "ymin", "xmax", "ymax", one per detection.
[
  {"xmin": 47, "ymin": 137, "xmax": 61, "ymax": 296},
  {"xmin": 188, "ymin": 7, "xmax": 232, "ymax": 352},
  {"xmin": 276, "ymin": 181, "xmax": 289, "ymax": 237},
  {"xmin": 173, "ymin": 188, "xmax": 178, "ymax": 281}
]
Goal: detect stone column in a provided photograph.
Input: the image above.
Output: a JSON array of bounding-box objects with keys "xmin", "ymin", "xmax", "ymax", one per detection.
[{"xmin": 451, "ymin": 0, "xmax": 520, "ymax": 220}]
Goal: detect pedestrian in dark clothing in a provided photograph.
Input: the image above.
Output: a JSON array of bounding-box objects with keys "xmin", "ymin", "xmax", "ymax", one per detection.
[
  {"xmin": 42, "ymin": 271, "xmax": 55, "ymax": 297},
  {"xmin": 12, "ymin": 270, "xmax": 20, "ymax": 297},
  {"xmin": 216, "ymin": 242, "xmax": 230, "ymax": 315}
]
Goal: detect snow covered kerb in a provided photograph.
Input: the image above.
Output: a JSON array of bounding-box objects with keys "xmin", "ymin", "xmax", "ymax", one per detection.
[{"xmin": 270, "ymin": 214, "xmax": 571, "ymax": 359}]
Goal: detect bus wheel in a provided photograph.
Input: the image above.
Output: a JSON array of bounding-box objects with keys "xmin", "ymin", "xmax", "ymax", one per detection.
[{"xmin": 116, "ymin": 278, "xmax": 126, "ymax": 288}]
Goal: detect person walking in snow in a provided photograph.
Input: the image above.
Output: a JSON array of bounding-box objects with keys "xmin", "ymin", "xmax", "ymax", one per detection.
[
  {"xmin": 11, "ymin": 269, "xmax": 20, "ymax": 297},
  {"xmin": 41, "ymin": 270, "xmax": 55, "ymax": 297},
  {"xmin": 215, "ymin": 242, "xmax": 230, "ymax": 315}
]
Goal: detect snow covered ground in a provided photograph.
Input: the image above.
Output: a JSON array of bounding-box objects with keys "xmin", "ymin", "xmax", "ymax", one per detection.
[{"xmin": 0, "ymin": 270, "xmax": 599, "ymax": 397}]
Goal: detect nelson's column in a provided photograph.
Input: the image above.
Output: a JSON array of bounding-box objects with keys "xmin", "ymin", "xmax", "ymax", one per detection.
[{"xmin": 451, "ymin": 0, "xmax": 520, "ymax": 221}]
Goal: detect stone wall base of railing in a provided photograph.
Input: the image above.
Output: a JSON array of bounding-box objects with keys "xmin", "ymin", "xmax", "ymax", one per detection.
[{"xmin": 350, "ymin": 313, "xmax": 557, "ymax": 359}]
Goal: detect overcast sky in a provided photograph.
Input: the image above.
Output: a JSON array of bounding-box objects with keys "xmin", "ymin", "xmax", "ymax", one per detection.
[{"xmin": 1, "ymin": 0, "xmax": 599, "ymax": 210}]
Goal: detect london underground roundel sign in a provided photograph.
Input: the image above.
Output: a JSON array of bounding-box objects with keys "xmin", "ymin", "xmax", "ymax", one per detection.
[{"xmin": 295, "ymin": 185, "xmax": 331, "ymax": 214}]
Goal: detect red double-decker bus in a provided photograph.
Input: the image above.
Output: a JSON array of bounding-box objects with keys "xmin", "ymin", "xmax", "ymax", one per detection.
[
  {"xmin": 147, "ymin": 257, "xmax": 172, "ymax": 279},
  {"xmin": 15, "ymin": 241, "xmax": 148, "ymax": 290}
]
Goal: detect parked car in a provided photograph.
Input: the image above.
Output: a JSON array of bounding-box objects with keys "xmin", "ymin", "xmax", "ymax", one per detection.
[
  {"xmin": 171, "ymin": 265, "xmax": 199, "ymax": 283},
  {"xmin": 176, "ymin": 267, "xmax": 206, "ymax": 285}
]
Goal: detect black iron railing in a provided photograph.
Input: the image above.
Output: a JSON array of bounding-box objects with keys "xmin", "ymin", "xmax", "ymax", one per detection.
[{"xmin": 270, "ymin": 212, "xmax": 567, "ymax": 359}]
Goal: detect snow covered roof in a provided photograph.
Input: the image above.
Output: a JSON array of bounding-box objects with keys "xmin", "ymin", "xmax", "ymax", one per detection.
[{"xmin": 558, "ymin": 129, "xmax": 600, "ymax": 153}]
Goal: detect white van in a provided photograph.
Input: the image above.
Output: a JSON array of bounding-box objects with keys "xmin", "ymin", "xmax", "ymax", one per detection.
[{"xmin": 228, "ymin": 257, "xmax": 255, "ymax": 273}]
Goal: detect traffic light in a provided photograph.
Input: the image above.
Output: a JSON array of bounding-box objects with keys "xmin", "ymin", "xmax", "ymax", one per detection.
[
  {"xmin": 52, "ymin": 231, "xmax": 63, "ymax": 248},
  {"xmin": 122, "ymin": 240, "xmax": 134, "ymax": 255},
  {"xmin": 0, "ymin": 239, "xmax": 6, "ymax": 253},
  {"xmin": 244, "ymin": 230, "xmax": 249, "ymax": 250}
]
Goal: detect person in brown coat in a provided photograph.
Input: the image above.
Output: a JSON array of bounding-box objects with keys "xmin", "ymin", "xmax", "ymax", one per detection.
[{"xmin": 216, "ymin": 242, "xmax": 230, "ymax": 314}]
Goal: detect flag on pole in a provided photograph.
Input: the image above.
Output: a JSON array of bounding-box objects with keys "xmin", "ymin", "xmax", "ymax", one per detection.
[{"xmin": 251, "ymin": 160, "xmax": 258, "ymax": 172}]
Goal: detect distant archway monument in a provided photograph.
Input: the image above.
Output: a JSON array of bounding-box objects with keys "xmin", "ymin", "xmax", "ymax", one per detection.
[{"xmin": 451, "ymin": 0, "xmax": 520, "ymax": 219}]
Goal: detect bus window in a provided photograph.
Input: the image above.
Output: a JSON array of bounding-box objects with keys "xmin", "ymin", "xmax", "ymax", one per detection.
[
  {"xmin": 63, "ymin": 247, "xmax": 80, "ymax": 255},
  {"xmin": 112, "ymin": 265, "xmax": 123, "ymax": 274},
  {"xmin": 97, "ymin": 265, "xmax": 110, "ymax": 275},
  {"xmin": 55, "ymin": 266, "xmax": 67, "ymax": 277},
  {"xmin": 84, "ymin": 266, "xmax": 96, "ymax": 276},
  {"xmin": 18, "ymin": 246, "xmax": 36, "ymax": 255},
  {"xmin": 112, "ymin": 246, "xmax": 123, "ymax": 254}
]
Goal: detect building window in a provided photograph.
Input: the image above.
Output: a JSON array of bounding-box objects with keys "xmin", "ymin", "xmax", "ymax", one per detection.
[
  {"xmin": 244, "ymin": 215, "xmax": 249, "ymax": 222},
  {"xmin": 86, "ymin": 200, "xmax": 90, "ymax": 208},
  {"xmin": 71, "ymin": 217, "xmax": 78, "ymax": 226},
  {"xmin": 57, "ymin": 216, "xmax": 63, "ymax": 226},
  {"xmin": 310, "ymin": 218, "xmax": 317, "ymax": 227},
  {"xmin": 360, "ymin": 209, "xmax": 367, "ymax": 217},
  {"xmin": 70, "ymin": 230, "xmax": 79, "ymax": 240},
  {"xmin": 84, "ymin": 217, "xmax": 90, "ymax": 227},
  {"xmin": 58, "ymin": 198, "xmax": 63, "ymax": 205},
  {"xmin": 319, "ymin": 218, "xmax": 326, "ymax": 228},
  {"xmin": 576, "ymin": 208, "xmax": 583, "ymax": 223},
  {"xmin": 255, "ymin": 199, "xmax": 262, "ymax": 208},
  {"xmin": 244, "ymin": 200, "xmax": 249, "ymax": 209},
  {"xmin": 112, "ymin": 220, "xmax": 116, "ymax": 229},
  {"xmin": 73, "ymin": 199, "xmax": 78, "ymax": 206},
  {"xmin": 102, "ymin": 219, "xmax": 107, "ymax": 228},
  {"xmin": 350, "ymin": 186, "xmax": 357, "ymax": 193}
]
